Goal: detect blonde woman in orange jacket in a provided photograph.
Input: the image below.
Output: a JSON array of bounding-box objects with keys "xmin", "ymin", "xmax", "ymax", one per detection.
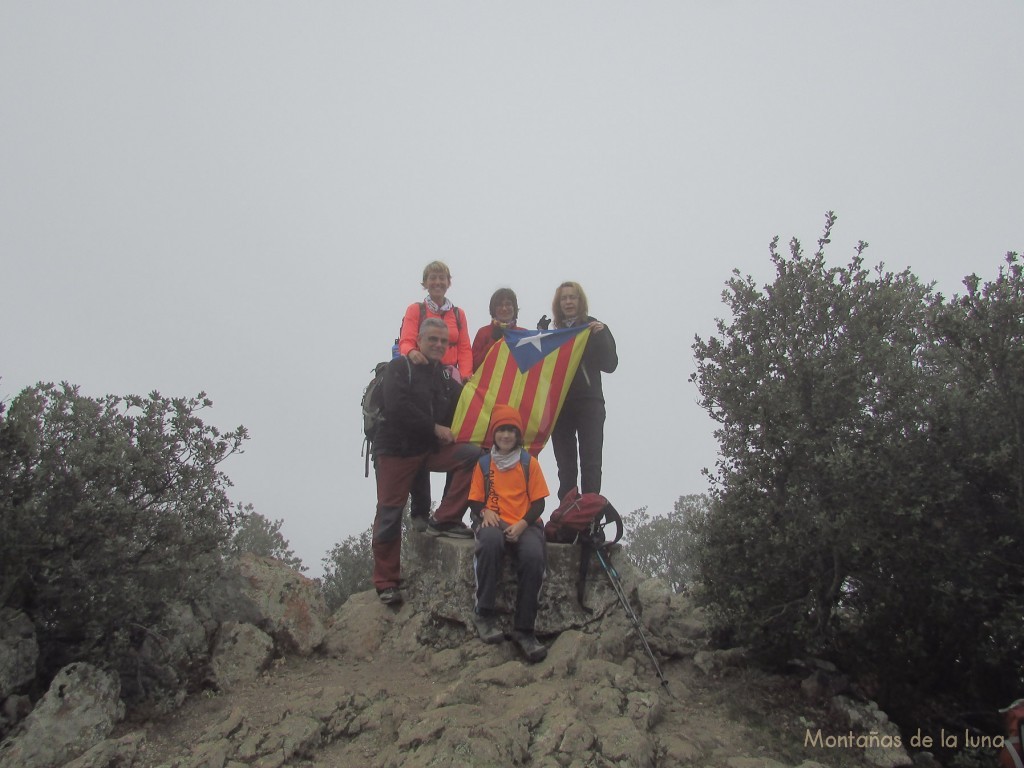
[
  {"xmin": 398, "ymin": 260, "xmax": 473, "ymax": 531},
  {"xmin": 398, "ymin": 260, "xmax": 473, "ymax": 382}
]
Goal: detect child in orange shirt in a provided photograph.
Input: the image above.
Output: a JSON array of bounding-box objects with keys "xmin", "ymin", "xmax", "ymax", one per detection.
[{"xmin": 468, "ymin": 404, "xmax": 549, "ymax": 663}]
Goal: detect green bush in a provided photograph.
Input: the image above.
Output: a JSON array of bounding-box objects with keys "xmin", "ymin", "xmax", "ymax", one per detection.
[
  {"xmin": 227, "ymin": 505, "xmax": 306, "ymax": 572},
  {"xmin": 689, "ymin": 213, "xmax": 1024, "ymax": 721},
  {"xmin": 0, "ymin": 383, "xmax": 247, "ymax": 698},
  {"xmin": 321, "ymin": 526, "xmax": 373, "ymax": 613},
  {"xmin": 622, "ymin": 495, "xmax": 708, "ymax": 593}
]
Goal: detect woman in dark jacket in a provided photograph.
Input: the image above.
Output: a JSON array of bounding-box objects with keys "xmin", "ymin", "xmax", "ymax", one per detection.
[{"xmin": 548, "ymin": 281, "xmax": 618, "ymax": 501}]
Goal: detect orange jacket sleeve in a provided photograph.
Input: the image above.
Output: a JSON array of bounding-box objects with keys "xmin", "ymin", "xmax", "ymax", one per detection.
[
  {"xmin": 398, "ymin": 303, "xmax": 421, "ymax": 356},
  {"xmin": 455, "ymin": 308, "xmax": 473, "ymax": 380}
]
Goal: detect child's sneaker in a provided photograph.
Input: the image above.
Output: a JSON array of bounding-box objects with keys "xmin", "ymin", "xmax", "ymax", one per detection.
[
  {"xmin": 377, "ymin": 587, "xmax": 403, "ymax": 606},
  {"xmin": 512, "ymin": 631, "xmax": 547, "ymax": 663},
  {"xmin": 473, "ymin": 613, "xmax": 504, "ymax": 644}
]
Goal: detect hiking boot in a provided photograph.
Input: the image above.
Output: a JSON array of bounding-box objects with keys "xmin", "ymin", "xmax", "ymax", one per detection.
[
  {"xmin": 513, "ymin": 631, "xmax": 547, "ymax": 663},
  {"xmin": 377, "ymin": 587, "xmax": 403, "ymax": 606},
  {"xmin": 473, "ymin": 613, "xmax": 504, "ymax": 644},
  {"xmin": 426, "ymin": 518, "xmax": 473, "ymax": 538},
  {"xmin": 409, "ymin": 515, "xmax": 428, "ymax": 533}
]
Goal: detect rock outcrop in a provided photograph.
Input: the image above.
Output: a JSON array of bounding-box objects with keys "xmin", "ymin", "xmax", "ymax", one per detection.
[
  {"xmin": 0, "ymin": 609, "xmax": 37, "ymax": 702},
  {"xmin": 206, "ymin": 552, "xmax": 327, "ymax": 656},
  {"xmin": 0, "ymin": 609, "xmax": 37, "ymax": 738},
  {"xmin": 0, "ymin": 663, "xmax": 124, "ymax": 768}
]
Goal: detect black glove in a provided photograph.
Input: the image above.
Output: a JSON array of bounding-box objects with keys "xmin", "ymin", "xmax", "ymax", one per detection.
[
  {"xmin": 537, "ymin": 314, "xmax": 551, "ymax": 330},
  {"xmin": 491, "ymin": 322, "xmax": 505, "ymax": 340}
]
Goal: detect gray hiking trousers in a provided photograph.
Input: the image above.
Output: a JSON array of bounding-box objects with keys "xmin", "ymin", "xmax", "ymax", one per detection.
[{"xmin": 473, "ymin": 522, "xmax": 546, "ymax": 633}]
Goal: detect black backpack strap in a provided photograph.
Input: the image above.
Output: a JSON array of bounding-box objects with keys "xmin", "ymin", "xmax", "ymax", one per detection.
[
  {"xmin": 578, "ymin": 539, "xmax": 594, "ymax": 612},
  {"xmin": 480, "ymin": 448, "xmax": 530, "ymax": 501},
  {"xmin": 603, "ymin": 502, "xmax": 624, "ymax": 545},
  {"xmin": 401, "ymin": 304, "xmax": 426, "ymax": 342},
  {"xmin": 479, "ymin": 452, "xmax": 492, "ymax": 501}
]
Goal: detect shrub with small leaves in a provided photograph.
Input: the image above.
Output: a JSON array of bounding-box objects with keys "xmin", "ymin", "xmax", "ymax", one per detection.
[
  {"xmin": 227, "ymin": 504, "xmax": 306, "ymax": 572},
  {"xmin": 689, "ymin": 213, "xmax": 1024, "ymax": 724},
  {"xmin": 321, "ymin": 526, "xmax": 373, "ymax": 612},
  {"xmin": 0, "ymin": 382, "xmax": 247, "ymax": 700},
  {"xmin": 622, "ymin": 495, "xmax": 708, "ymax": 593}
]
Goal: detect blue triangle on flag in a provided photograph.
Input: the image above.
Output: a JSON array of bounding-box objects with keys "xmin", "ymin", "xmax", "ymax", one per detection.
[{"xmin": 503, "ymin": 325, "xmax": 589, "ymax": 373}]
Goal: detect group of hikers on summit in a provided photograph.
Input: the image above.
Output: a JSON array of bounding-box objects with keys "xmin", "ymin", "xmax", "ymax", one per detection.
[{"xmin": 369, "ymin": 260, "xmax": 618, "ymax": 663}]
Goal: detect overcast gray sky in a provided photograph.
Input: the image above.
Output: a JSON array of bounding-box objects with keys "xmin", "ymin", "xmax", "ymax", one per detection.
[{"xmin": 3, "ymin": 3, "xmax": 1022, "ymax": 577}]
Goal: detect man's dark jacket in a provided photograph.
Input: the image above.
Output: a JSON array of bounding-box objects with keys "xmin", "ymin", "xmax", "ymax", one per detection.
[{"xmin": 375, "ymin": 356, "xmax": 461, "ymax": 457}]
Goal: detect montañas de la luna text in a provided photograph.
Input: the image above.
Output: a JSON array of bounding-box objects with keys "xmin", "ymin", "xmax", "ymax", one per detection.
[{"xmin": 804, "ymin": 729, "xmax": 1004, "ymax": 751}]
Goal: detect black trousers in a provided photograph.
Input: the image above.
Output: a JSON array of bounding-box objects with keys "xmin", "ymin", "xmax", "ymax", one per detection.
[
  {"xmin": 410, "ymin": 466, "xmax": 432, "ymax": 518},
  {"xmin": 410, "ymin": 467, "xmax": 452, "ymax": 518},
  {"xmin": 550, "ymin": 397, "xmax": 606, "ymax": 501}
]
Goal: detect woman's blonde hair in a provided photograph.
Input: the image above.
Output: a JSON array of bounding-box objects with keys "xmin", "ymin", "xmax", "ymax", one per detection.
[
  {"xmin": 552, "ymin": 281, "xmax": 589, "ymax": 328},
  {"xmin": 421, "ymin": 260, "xmax": 452, "ymax": 286}
]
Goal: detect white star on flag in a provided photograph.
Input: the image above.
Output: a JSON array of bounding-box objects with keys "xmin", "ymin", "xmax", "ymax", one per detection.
[{"xmin": 515, "ymin": 331, "xmax": 553, "ymax": 352}]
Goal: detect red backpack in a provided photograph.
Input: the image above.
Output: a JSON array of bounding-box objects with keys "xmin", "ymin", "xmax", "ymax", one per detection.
[
  {"xmin": 1000, "ymin": 699, "xmax": 1024, "ymax": 768},
  {"xmin": 544, "ymin": 488, "xmax": 624, "ymax": 609},
  {"xmin": 544, "ymin": 487, "xmax": 623, "ymax": 546}
]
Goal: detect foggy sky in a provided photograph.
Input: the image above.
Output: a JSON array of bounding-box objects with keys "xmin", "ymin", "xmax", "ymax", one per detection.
[{"xmin": 3, "ymin": 3, "xmax": 1022, "ymax": 576}]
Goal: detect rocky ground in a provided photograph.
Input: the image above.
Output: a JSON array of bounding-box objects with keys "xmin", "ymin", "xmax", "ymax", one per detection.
[
  {"xmin": 118, "ymin": 590, "xmax": 908, "ymax": 768},
  {"xmin": 4, "ymin": 541, "xmax": 955, "ymax": 767}
]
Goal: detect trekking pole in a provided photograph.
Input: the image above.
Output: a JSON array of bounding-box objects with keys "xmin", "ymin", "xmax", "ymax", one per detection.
[{"xmin": 593, "ymin": 544, "xmax": 671, "ymax": 695}]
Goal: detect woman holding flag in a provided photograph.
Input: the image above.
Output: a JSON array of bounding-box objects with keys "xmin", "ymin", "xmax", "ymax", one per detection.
[
  {"xmin": 548, "ymin": 281, "xmax": 618, "ymax": 501},
  {"xmin": 471, "ymin": 287, "xmax": 523, "ymax": 370}
]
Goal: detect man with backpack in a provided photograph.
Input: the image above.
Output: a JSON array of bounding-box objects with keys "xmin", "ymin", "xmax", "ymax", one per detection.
[{"xmin": 371, "ymin": 317, "xmax": 481, "ymax": 606}]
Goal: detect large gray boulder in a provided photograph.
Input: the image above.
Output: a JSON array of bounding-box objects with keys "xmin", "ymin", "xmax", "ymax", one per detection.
[
  {"xmin": 210, "ymin": 622, "xmax": 275, "ymax": 690},
  {"xmin": 126, "ymin": 600, "xmax": 211, "ymax": 716},
  {"xmin": 205, "ymin": 553, "xmax": 326, "ymax": 655},
  {"xmin": 829, "ymin": 695, "xmax": 913, "ymax": 768},
  {"xmin": 0, "ymin": 662, "xmax": 124, "ymax": 768},
  {"xmin": 0, "ymin": 609, "xmax": 38, "ymax": 736},
  {"xmin": 321, "ymin": 590, "xmax": 406, "ymax": 660},
  {"xmin": 0, "ymin": 609, "xmax": 37, "ymax": 701}
]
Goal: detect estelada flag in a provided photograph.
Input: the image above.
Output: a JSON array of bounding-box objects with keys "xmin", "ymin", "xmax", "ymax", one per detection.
[{"xmin": 451, "ymin": 325, "xmax": 591, "ymax": 455}]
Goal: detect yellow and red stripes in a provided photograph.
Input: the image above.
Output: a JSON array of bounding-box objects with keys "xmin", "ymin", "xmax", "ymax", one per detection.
[{"xmin": 452, "ymin": 328, "xmax": 590, "ymax": 455}]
